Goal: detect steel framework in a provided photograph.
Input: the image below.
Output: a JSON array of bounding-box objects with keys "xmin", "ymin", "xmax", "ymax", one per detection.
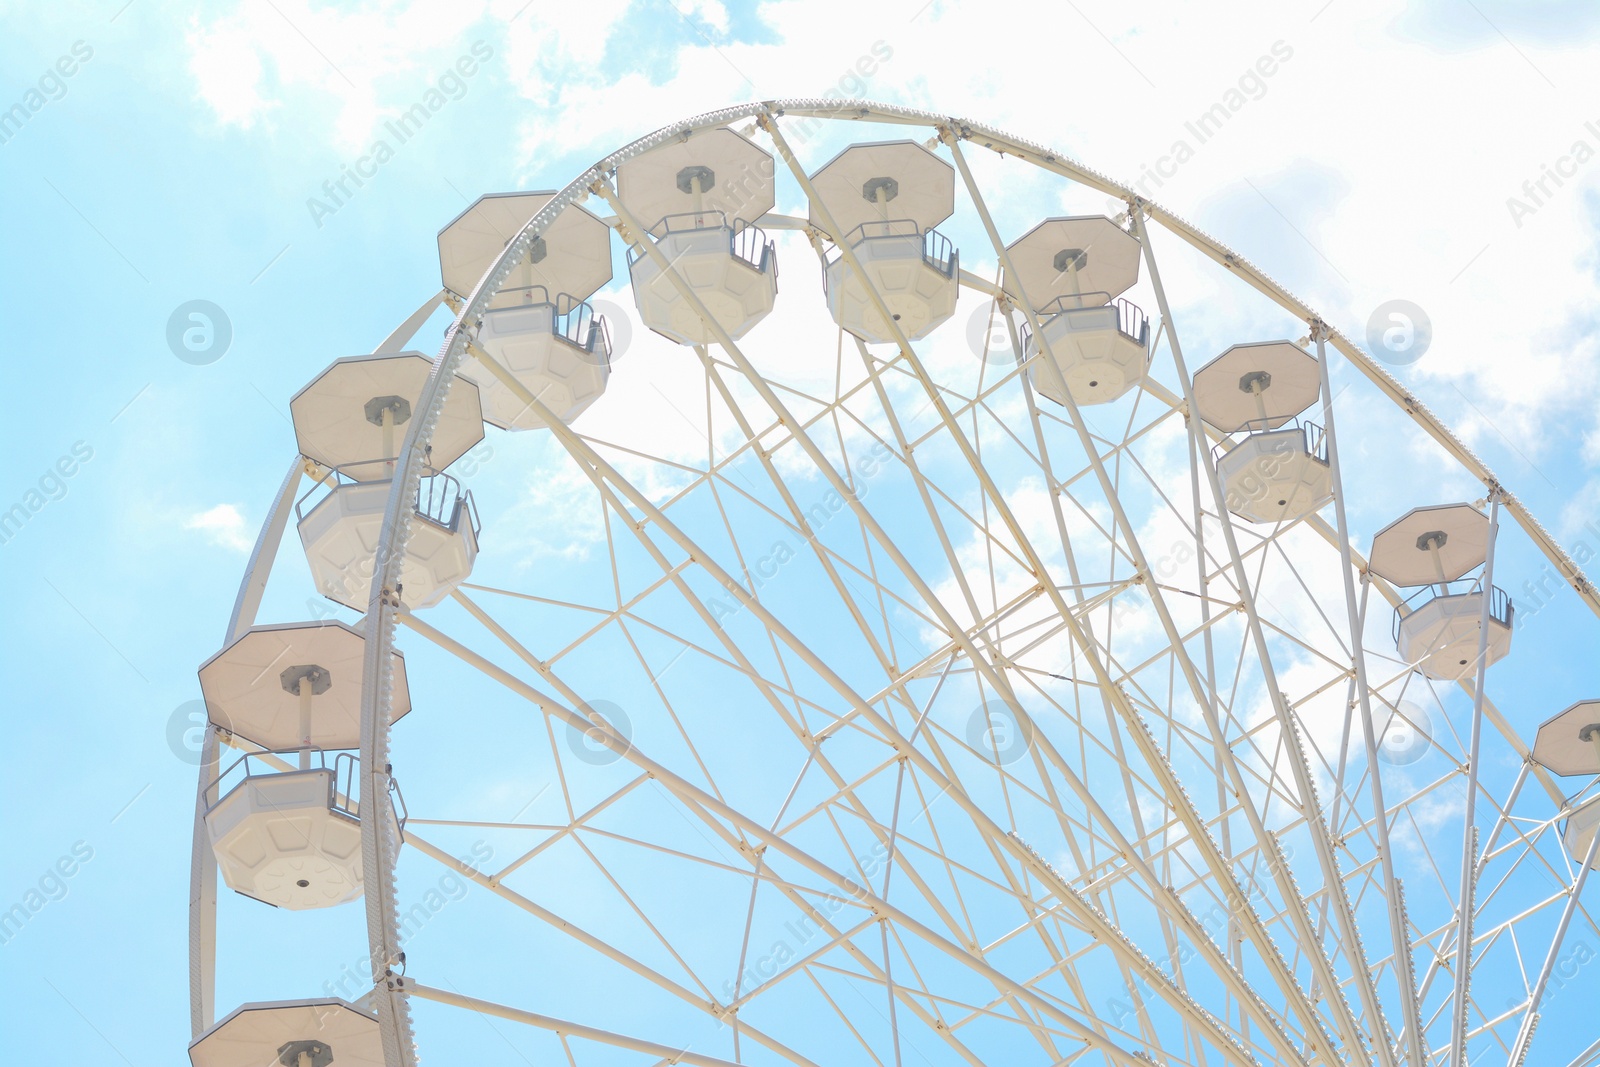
[{"xmin": 189, "ymin": 101, "xmax": 1600, "ymax": 1067}]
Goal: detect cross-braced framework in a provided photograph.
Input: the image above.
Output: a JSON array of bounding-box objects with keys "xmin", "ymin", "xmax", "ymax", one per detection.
[{"xmin": 190, "ymin": 102, "xmax": 1600, "ymax": 1067}]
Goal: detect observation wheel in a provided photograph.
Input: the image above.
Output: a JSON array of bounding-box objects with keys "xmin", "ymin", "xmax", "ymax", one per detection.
[{"xmin": 185, "ymin": 101, "xmax": 1600, "ymax": 1067}]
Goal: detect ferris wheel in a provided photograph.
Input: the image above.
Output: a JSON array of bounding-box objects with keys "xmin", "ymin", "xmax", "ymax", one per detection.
[{"xmin": 183, "ymin": 101, "xmax": 1600, "ymax": 1067}]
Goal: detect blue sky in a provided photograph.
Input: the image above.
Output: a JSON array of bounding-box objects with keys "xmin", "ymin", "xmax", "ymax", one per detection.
[{"xmin": 4, "ymin": 1, "xmax": 1600, "ymax": 1065}]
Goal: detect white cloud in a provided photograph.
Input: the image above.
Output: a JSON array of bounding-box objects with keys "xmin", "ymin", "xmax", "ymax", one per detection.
[
  {"xmin": 185, "ymin": 16, "xmax": 273, "ymax": 129},
  {"xmin": 678, "ymin": 0, "xmax": 730, "ymax": 34},
  {"xmin": 184, "ymin": 503, "xmax": 252, "ymax": 552},
  {"xmin": 184, "ymin": 0, "xmax": 496, "ymax": 150}
]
